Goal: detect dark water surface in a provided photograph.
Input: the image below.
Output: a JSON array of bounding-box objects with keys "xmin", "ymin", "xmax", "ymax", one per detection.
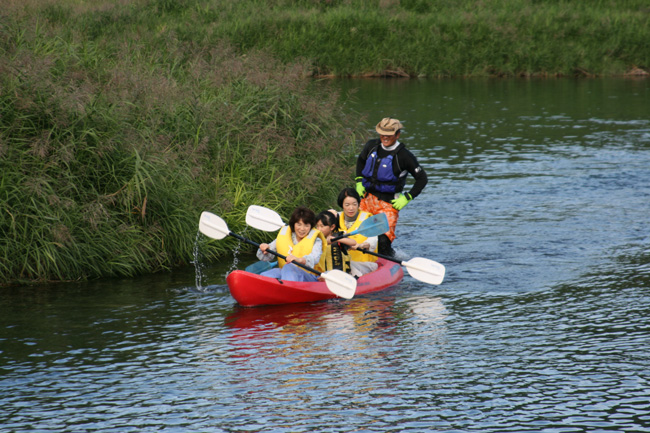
[{"xmin": 2, "ymin": 79, "xmax": 650, "ymax": 432}]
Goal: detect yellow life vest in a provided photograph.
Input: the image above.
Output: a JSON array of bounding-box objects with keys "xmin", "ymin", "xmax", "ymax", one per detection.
[
  {"xmin": 315, "ymin": 232, "xmax": 352, "ymax": 273},
  {"xmin": 275, "ymin": 226, "xmax": 326, "ymax": 273},
  {"xmin": 338, "ymin": 211, "xmax": 378, "ymax": 263}
]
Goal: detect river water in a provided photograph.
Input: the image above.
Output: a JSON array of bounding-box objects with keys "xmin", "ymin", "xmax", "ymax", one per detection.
[{"xmin": 2, "ymin": 78, "xmax": 650, "ymax": 432}]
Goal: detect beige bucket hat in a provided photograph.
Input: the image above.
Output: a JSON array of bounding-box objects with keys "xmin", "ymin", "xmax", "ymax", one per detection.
[{"xmin": 375, "ymin": 117, "xmax": 403, "ymax": 135}]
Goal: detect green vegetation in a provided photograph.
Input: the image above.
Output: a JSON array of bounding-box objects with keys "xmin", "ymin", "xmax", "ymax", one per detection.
[
  {"xmin": 192, "ymin": 0, "xmax": 649, "ymax": 77},
  {"xmin": 2, "ymin": 0, "xmax": 647, "ymax": 284},
  {"xmin": 1, "ymin": 0, "xmax": 360, "ymax": 284}
]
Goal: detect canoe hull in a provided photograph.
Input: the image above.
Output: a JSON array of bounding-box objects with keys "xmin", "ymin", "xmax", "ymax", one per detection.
[{"xmin": 227, "ymin": 258, "xmax": 404, "ymax": 307}]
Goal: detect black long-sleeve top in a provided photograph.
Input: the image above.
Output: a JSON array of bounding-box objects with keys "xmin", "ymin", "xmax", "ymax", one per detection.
[{"xmin": 355, "ymin": 138, "xmax": 428, "ymax": 202}]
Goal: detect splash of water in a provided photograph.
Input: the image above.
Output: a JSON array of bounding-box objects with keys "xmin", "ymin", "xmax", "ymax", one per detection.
[
  {"xmin": 192, "ymin": 226, "xmax": 254, "ymax": 290},
  {"xmin": 229, "ymin": 240, "xmax": 241, "ymax": 275},
  {"xmin": 192, "ymin": 230, "xmax": 207, "ymax": 290},
  {"xmin": 227, "ymin": 227, "xmax": 251, "ymax": 277}
]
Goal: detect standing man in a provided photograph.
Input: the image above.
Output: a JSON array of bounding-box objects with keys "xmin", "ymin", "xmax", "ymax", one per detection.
[{"xmin": 355, "ymin": 117, "xmax": 428, "ymax": 256}]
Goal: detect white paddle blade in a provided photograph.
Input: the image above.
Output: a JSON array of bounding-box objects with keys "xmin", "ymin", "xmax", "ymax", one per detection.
[
  {"xmin": 403, "ymin": 257, "xmax": 446, "ymax": 285},
  {"xmin": 198, "ymin": 211, "xmax": 229, "ymax": 240},
  {"xmin": 321, "ymin": 270, "xmax": 357, "ymax": 299},
  {"xmin": 246, "ymin": 205, "xmax": 285, "ymax": 232}
]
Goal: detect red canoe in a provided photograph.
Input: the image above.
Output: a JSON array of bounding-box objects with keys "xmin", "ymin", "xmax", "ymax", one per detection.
[{"xmin": 226, "ymin": 258, "xmax": 404, "ymax": 307}]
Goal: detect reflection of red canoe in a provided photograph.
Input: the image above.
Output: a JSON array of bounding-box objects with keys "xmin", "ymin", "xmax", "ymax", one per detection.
[
  {"xmin": 224, "ymin": 296, "xmax": 397, "ymax": 331},
  {"xmin": 226, "ymin": 258, "xmax": 404, "ymax": 307},
  {"xmin": 224, "ymin": 301, "xmax": 336, "ymax": 329}
]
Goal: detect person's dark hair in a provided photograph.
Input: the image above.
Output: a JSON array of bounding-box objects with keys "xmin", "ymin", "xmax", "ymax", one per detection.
[
  {"xmin": 288, "ymin": 206, "xmax": 316, "ymax": 231},
  {"xmin": 337, "ymin": 187, "xmax": 360, "ymax": 208},
  {"xmin": 316, "ymin": 210, "xmax": 339, "ymax": 230}
]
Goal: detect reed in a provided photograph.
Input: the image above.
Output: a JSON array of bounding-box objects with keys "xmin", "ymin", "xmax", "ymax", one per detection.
[{"xmin": 1, "ymin": 0, "xmax": 360, "ymax": 284}]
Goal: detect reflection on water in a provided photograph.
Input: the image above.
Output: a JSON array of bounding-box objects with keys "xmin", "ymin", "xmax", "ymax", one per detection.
[{"xmin": 2, "ymin": 78, "xmax": 650, "ymax": 432}]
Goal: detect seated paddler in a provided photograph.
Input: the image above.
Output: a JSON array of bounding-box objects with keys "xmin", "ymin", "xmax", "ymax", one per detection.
[
  {"xmin": 256, "ymin": 206, "xmax": 326, "ymax": 282},
  {"xmin": 314, "ymin": 209, "xmax": 352, "ymax": 275},
  {"xmin": 333, "ymin": 188, "xmax": 379, "ymax": 278}
]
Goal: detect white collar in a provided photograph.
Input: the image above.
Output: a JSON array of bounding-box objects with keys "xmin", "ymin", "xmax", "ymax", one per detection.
[{"xmin": 381, "ymin": 140, "xmax": 401, "ymax": 152}]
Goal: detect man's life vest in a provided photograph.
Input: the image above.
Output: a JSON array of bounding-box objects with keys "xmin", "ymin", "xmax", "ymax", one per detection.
[{"xmin": 360, "ymin": 144, "xmax": 407, "ymax": 194}]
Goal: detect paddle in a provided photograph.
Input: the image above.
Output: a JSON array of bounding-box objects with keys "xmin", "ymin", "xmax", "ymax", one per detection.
[
  {"xmin": 245, "ymin": 205, "xmax": 389, "ymax": 240},
  {"xmin": 246, "ymin": 205, "xmax": 285, "ymax": 232},
  {"xmin": 357, "ymin": 248, "xmax": 446, "ymax": 285},
  {"xmin": 329, "ymin": 213, "xmax": 390, "ymax": 241},
  {"xmin": 198, "ymin": 211, "xmax": 356, "ymax": 299}
]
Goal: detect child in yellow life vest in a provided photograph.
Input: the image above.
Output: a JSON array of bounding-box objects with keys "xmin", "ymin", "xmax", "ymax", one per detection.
[
  {"xmin": 314, "ymin": 210, "xmax": 351, "ymax": 274},
  {"xmin": 256, "ymin": 206, "xmax": 326, "ymax": 282},
  {"xmin": 334, "ymin": 188, "xmax": 379, "ymax": 277}
]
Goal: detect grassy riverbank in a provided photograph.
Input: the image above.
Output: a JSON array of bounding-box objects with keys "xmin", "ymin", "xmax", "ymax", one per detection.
[
  {"xmin": 188, "ymin": 0, "xmax": 648, "ymax": 77},
  {"xmin": 2, "ymin": 0, "xmax": 647, "ymax": 284},
  {"xmin": 1, "ymin": 0, "xmax": 361, "ymax": 284}
]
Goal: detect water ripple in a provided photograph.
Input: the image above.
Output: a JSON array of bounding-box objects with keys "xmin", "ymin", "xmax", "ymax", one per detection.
[{"xmin": 4, "ymin": 78, "xmax": 650, "ymax": 432}]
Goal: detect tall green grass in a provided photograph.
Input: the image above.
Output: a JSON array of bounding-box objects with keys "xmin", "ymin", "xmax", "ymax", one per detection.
[
  {"xmin": 2, "ymin": 0, "xmax": 647, "ymax": 284},
  {"xmin": 1, "ymin": 0, "xmax": 361, "ymax": 284},
  {"xmin": 206, "ymin": 0, "xmax": 650, "ymax": 77}
]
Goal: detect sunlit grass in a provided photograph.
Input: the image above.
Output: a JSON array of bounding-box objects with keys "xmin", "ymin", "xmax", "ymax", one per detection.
[{"xmin": 205, "ymin": 0, "xmax": 650, "ymax": 77}]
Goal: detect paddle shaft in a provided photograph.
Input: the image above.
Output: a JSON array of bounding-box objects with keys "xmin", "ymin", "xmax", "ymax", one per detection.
[
  {"xmin": 228, "ymin": 231, "xmax": 324, "ymax": 277},
  {"xmin": 330, "ymin": 232, "xmax": 353, "ymax": 242},
  {"xmin": 357, "ymin": 248, "xmax": 397, "ymax": 263},
  {"xmin": 357, "ymin": 247, "xmax": 445, "ymax": 285},
  {"xmin": 330, "ymin": 229, "xmax": 376, "ymax": 242}
]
